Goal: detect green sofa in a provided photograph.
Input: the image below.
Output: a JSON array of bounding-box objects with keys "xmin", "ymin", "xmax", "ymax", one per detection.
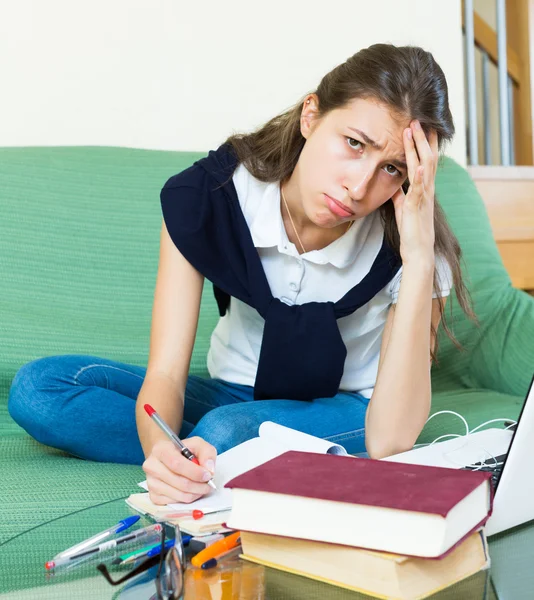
[{"xmin": 1, "ymin": 146, "xmax": 533, "ymax": 546}]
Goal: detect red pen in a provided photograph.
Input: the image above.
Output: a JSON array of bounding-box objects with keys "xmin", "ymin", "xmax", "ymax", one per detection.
[{"xmin": 144, "ymin": 404, "xmax": 217, "ymax": 490}]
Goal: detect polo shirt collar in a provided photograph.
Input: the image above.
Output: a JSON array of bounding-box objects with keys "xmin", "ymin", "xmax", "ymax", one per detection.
[{"xmin": 248, "ymin": 181, "xmax": 379, "ymax": 269}]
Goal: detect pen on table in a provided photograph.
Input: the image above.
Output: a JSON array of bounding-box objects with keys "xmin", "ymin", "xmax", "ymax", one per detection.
[
  {"xmin": 113, "ymin": 540, "xmax": 172, "ymax": 566},
  {"xmin": 144, "ymin": 403, "xmax": 217, "ymax": 490},
  {"xmin": 53, "ymin": 515, "xmax": 140, "ymax": 560},
  {"xmin": 94, "ymin": 540, "xmax": 179, "ymax": 576},
  {"xmin": 126, "ymin": 539, "xmax": 176, "ymax": 565},
  {"xmin": 201, "ymin": 545, "xmax": 243, "ymax": 570},
  {"xmin": 113, "ymin": 534, "xmax": 192, "ymax": 566},
  {"xmin": 191, "ymin": 531, "xmax": 241, "ymax": 568},
  {"xmin": 155, "ymin": 509, "xmax": 205, "ymax": 521},
  {"xmin": 112, "ymin": 538, "xmax": 186, "ymax": 566},
  {"xmin": 45, "ymin": 523, "xmax": 163, "ymax": 570}
]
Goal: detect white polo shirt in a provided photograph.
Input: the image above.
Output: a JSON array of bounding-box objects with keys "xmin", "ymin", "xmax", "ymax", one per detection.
[{"xmin": 207, "ymin": 163, "xmax": 452, "ymax": 399}]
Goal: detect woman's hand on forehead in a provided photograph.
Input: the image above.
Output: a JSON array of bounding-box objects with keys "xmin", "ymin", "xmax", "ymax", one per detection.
[
  {"xmin": 408, "ymin": 122, "xmax": 438, "ymax": 190},
  {"xmin": 390, "ymin": 120, "xmax": 438, "ymax": 265}
]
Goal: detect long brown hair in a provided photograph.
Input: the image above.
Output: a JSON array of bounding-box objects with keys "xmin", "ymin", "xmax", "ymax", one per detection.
[{"xmin": 223, "ymin": 43, "xmax": 476, "ymax": 361}]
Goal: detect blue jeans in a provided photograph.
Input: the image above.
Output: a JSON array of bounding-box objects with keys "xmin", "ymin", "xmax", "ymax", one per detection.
[{"xmin": 7, "ymin": 355, "xmax": 370, "ymax": 465}]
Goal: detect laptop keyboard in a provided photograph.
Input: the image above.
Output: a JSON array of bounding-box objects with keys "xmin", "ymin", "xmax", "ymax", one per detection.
[{"xmin": 462, "ymin": 453, "xmax": 507, "ymax": 488}]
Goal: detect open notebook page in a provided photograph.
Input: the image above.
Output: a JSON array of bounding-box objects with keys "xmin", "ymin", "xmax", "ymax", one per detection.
[{"xmin": 137, "ymin": 421, "xmax": 348, "ymax": 512}]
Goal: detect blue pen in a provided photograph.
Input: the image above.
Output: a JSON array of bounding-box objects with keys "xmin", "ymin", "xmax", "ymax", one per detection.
[
  {"xmin": 145, "ymin": 534, "xmax": 193, "ymax": 559},
  {"xmin": 145, "ymin": 534, "xmax": 193, "ymax": 558},
  {"xmin": 53, "ymin": 516, "xmax": 140, "ymax": 560},
  {"xmin": 146, "ymin": 539, "xmax": 175, "ymax": 559},
  {"xmin": 201, "ymin": 558, "xmax": 218, "ymax": 569}
]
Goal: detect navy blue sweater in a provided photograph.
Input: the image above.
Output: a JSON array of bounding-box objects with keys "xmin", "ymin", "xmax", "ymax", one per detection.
[{"xmin": 160, "ymin": 144, "xmax": 401, "ymax": 401}]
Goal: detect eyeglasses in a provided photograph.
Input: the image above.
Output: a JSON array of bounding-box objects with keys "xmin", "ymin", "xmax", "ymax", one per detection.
[
  {"xmin": 96, "ymin": 523, "xmax": 185, "ymax": 600},
  {"xmin": 155, "ymin": 524, "xmax": 185, "ymax": 600}
]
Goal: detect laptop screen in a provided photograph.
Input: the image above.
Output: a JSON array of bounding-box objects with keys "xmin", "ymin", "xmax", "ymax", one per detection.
[{"xmin": 494, "ymin": 372, "xmax": 534, "ymax": 491}]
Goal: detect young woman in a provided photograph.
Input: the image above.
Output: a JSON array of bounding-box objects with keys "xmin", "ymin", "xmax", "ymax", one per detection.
[{"xmin": 8, "ymin": 44, "xmax": 473, "ymax": 506}]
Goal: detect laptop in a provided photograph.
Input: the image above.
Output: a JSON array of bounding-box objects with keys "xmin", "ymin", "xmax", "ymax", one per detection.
[{"xmin": 384, "ymin": 373, "xmax": 534, "ymax": 537}]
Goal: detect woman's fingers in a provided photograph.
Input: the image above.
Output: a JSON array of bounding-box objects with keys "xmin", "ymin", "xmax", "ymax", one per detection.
[
  {"xmin": 391, "ymin": 185, "xmax": 405, "ymax": 208},
  {"xmin": 411, "ymin": 121, "xmax": 438, "ymax": 190},
  {"xmin": 142, "ymin": 439, "xmax": 215, "ymax": 507},
  {"xmin": 148, "ymin": 493, "xmax": 179, "ymax": 506},
  {"xmin": 146, "ymin": 475, "xmax": 203, "ymax": 504},
  {"xmin": 144, "ymin": 455, "xmax": 212, "ymax": 496},
  {"xmin": 404, "ymin": 120, "xmax": 439, "ymax": 207},
  {"xmin": 152, "ymin": 439, "xmax": 212, "ymax": 483},
  {"xmin": 411, "ymin": 120, "xmax": 432, "ymax": 162},
  {"xmin": 403, "ymin": 127, "xmax": 419, "ymax": 185},
  {"xmin": 185, "ymin": 437, "xmax": 217, "ymax": 474},
  {"xmin": 405, "ymin": 166, "xmax": 425, "ymax": 209}
]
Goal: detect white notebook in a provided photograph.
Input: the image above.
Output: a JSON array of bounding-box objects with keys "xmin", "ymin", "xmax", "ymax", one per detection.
[{"xmin": 138, "ymin": 421, "xmax": 348, "ymax": 513}]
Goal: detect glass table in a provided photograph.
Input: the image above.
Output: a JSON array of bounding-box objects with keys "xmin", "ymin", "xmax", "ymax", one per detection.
[{"xmin": 0, "ymin": 497, "xmax": 531, "ymax": 599}]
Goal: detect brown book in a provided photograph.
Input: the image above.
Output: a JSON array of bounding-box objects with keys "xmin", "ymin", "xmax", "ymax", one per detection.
[
  {"xmin": 226, "ymin": 451, "xmax": 493, "ymax": 557},
  {"xmin": 240, "ymin": 529, "xmax": 490, "ymax": 600}
]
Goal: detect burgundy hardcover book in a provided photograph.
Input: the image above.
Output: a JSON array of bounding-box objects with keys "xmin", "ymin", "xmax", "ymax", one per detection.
[{"xmin": 225, "ymin": 451, "xmax": 493, "ymax": 558}]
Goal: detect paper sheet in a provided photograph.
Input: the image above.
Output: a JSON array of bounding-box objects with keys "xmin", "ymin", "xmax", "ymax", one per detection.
[{"xmin": 137, "ymin": 421, "xmax": 348, "ymax": 512}]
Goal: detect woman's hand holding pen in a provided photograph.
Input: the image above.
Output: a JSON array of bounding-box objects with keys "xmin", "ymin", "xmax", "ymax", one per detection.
[
  {"xmin": 143, "ymin": 437, "xmax": 217, "ymax": 505},
  {"xmin": 391, "ymin": 120, "xmax": 438, "ymax": 268}
]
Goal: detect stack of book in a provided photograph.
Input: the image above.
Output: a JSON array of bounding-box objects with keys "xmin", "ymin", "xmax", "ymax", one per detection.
[{"xmin": 225, "ymin": 451, "xmax": 493, "ymax": 600}]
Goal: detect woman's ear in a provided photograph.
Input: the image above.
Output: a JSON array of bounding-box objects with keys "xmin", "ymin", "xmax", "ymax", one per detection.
[{"xmin": 300, "ymin": 94, "xmax": 320, "ymax": 139}]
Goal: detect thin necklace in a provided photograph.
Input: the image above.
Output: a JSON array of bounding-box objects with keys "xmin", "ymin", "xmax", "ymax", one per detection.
[{"xmin": 280, "ymin": 184, "xmax": 353, "ymax": 254}]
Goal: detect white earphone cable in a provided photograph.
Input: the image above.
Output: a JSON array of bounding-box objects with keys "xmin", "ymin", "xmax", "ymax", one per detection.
[{"xmin": 413, "ymin": 411, "xmax": 518, "ymax": 470}]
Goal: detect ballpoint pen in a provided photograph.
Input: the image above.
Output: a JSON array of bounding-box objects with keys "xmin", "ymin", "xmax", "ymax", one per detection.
[
  {"xmin": 53, "ymin": 515, "xmax": 140, "ymax": 560},
  {"xmin": 112, "ymin": 534, "xmax": 192, "ymax": 566},
  {"xmin": 117, "ymin": 540, "xmax": 180, "ymax": 566},
  {"xmin": 191, "ymin": 531, "xmax": 241, "ymax": 568},
  {"xmin": 158, "ymin": 510, "xmax": 204, "ymax": 520},
  {"xmin": 112, "ymin": 541, "xmax": 168, "ymax": 566},
  {"xmin": 45, "ymin": 523, "xmax": 162, "ymax": 570},
  {"xmin": 200, "ymin": 545, "xmax": 243, "ymax": 569},
  {"xmin": 144, "ymin": 403, "xmax": 217, "ymax": 490},
  {"xmin": 146, "ymin": 538, "xmax": 176, "ymax": 559},
  {"xmin": 113, "ymin": 539, "xmax": 177, "ymax": 567}
]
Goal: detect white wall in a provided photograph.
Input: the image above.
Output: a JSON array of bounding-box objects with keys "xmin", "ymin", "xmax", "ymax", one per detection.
[{"xmin": 0, "ymin": 0, "xmax": 466, "ymax": 164}]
